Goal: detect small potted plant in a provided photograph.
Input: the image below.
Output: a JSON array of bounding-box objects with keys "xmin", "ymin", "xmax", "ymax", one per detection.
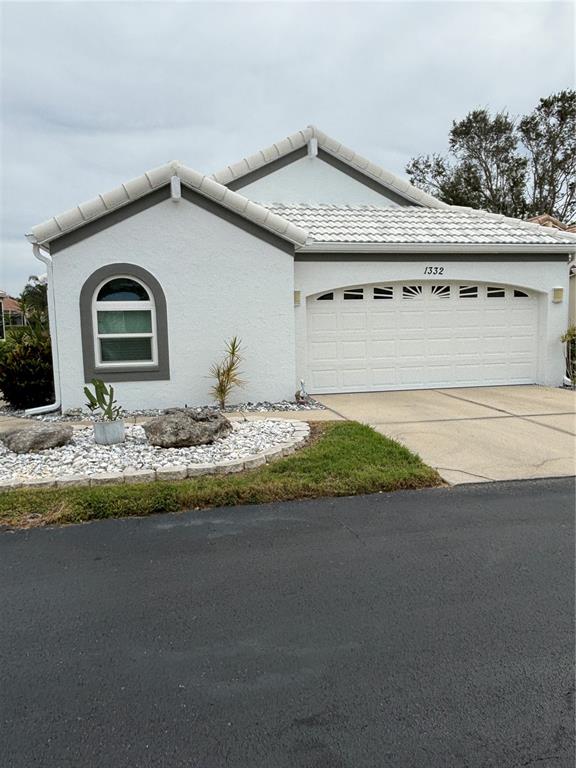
[{"xmin": 83, "ymin": 378, "xmax": 125, "ymax": 445}]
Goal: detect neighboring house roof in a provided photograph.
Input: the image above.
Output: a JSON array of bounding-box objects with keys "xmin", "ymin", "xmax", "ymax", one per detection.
[
  {"xmin": 265, "ymin": 204, "xmax": 576, "ymax": 252},
  {"xmin": 527, "ymin": 214, "xmax": 576, "ymax": 232},
  {"xmin": 27, "ymin": 162, "xmax": 308, "ymax": 248},
  {"xmin": 2, "ymin": 296, "xmax": 22, "ymax": 313},
  {"xmin": 211, "ymin": 125, "xmax": 449, "ymax": 210}
]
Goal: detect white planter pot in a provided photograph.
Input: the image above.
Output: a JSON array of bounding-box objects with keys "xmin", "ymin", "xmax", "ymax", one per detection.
[{"xmin": 94, "ymin": 420, "xmax": 125, "ymax": 445}]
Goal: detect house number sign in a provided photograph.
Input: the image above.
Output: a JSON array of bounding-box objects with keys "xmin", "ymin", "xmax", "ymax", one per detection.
[{"xmin": 423, "ymin": 266, "xmax": 445, "ymax": 275}]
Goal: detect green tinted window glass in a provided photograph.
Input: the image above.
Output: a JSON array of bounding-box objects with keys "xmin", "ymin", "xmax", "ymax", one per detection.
[
  {"xmin": 100, "ymin": 337, "xmax": 152, "ymax": 362},
  {"xmin": 97, "ymin": 278, "xmax": 149, "ymax": 302},
  {"xmin": 97, "ymin": 310, "xmax": 152, "ymax": 334}
]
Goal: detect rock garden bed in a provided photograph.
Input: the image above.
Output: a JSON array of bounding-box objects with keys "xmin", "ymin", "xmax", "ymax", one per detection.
[
  {"xmin": 0, "ymin": 399, "xmax": 326, "ymax": 423},
  {"xmin": 0, "ymin": 419, "xmax": 310, "ymax": 490}
]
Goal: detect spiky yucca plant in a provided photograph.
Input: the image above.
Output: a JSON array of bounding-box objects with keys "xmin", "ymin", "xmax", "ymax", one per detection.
[
  {"xmin": 209, "ymin": 337, "xmax": 245, "ymax": 408},
  {"xmin": 561, "ymin": 326, "xmax": 576, "ymax": 388}
]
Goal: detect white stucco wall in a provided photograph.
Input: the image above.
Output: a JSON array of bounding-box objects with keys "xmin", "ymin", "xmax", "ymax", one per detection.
[
  {"xmin": 52, "ymin": 197, "xmax": 296, "ymax": 410},
  {"xmin": 239, "ymin": 156, "xmax": 405, "ymax": 206},
  {"xmin": 294, "ymin": 257, "xmax": 571, "ymax": 389}
]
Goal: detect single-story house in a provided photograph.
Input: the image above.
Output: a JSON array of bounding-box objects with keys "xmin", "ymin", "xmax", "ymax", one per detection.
[{"xmin": 26, "ymin": 126, "xmax": 576, "ymax": 411}]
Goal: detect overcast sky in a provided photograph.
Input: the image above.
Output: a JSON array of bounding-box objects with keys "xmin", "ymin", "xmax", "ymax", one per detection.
[{"xmin": 1, "ymin": 0, "xmax": 574, "ymax": 295}]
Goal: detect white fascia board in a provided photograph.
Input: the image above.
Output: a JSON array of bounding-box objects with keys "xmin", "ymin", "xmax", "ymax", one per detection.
[{"xmin": 296, "ymin": 242, "xmax": 576, "ymax": 255}]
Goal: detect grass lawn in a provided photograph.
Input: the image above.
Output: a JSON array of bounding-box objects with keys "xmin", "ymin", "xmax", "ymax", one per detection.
[{"xmin": 0, "ymin": 421, "xmax": 442, "ymax": 529}]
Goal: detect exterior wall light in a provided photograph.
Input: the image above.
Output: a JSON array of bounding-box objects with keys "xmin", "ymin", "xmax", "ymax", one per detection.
[
  {"xmin": 294, "ymin": 290, "xmax": 301, "ymax": 306},
  {"xmin": 552, "ymin": 287, "xmax": 564, "ymax": 303}
]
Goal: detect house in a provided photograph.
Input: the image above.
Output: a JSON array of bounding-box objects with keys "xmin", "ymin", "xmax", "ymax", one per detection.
[
  {"xmin": 0, "ymin": 291, "xmax": 24, "ymax": 341},
  {"xmin": 527, "ymin": 215, "xmax": 576, "ymax": 323},
  {"xmin": 26, "ymin": 126, "xmax": 576, "ymax": 411}
]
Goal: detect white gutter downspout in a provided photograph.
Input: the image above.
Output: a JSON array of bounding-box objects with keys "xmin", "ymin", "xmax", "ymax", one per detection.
[{"xmin": 24, "ymin": 244, "xmax": 62, "ymax": 415}]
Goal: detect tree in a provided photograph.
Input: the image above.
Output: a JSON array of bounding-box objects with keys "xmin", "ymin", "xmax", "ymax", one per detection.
[
  {"xmin": 406, "ymin": 90, "xmax": 576, "ymax": 223},
  {"xmin": 19, "ymin": 274, "xmax": 48, "ymax": 326},
  {"xmin": 0, "ymin": 275, "xmax": 53, "ymax": 409}
]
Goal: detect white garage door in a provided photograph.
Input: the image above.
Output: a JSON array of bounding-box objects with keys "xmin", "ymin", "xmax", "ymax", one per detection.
[{"xmin": 306, "ymin": 282, "xmax": 539, "ymax": 393}]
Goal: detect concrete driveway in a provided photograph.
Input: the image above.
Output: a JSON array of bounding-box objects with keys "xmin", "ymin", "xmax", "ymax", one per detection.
[{"xmin": 317, "ymin": 386, "xmax": 576, "ymax": 484}]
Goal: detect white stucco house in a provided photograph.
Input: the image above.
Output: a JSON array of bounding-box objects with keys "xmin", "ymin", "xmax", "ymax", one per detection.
[{"xmin": 26, "ymin": 126, "xmax": 576, "ymax": 411}]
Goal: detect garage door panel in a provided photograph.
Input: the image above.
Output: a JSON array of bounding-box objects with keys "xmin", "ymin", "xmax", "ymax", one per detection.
[
  {"xmin": 309, "ymin": 369, "xmax": 340, "ymax": 389},
  {"xmin": 369, "ymin": 311, "xmax": 396, "ymax": 330},
  {"xmin": 426, "ymin": 365, "xmax": 454, "ymax": 383},
  {"xmin": 309, "ymin": 341, "xmax": 338, "ymax": 361},
  {"xmin": 457, "ymin": 310, "xmax": 484, "ymax": 327},
  {"xmin": 340, "ymin": 313, "xmax": 366, "ymax": 331},
  {"xmin": 341, "ymin": 369, "xmax": 370, "ymax": 387},
  {"xmin": 398, "ymin": 365, "xmax": 427, "ymax": 385},
  {"xmin": 371, "ymin": 367, "xmax": 398, "ymax": 386},
  {"xmin": 309, "ymin": 313, "xmax": 338, "ymax": 332},
  {"xmin": 427, "ymin": 338, "xmax": 454, "ymax": 356},
  {"xmin": 483, "ymin": 336, "xmax": 509, "ymax": 354},
  {"xmin": 307, "ymin": 283, "xmax": 538, "ymax": 392},
  {"xmin": 427, "ymin": 311, "xmax": 454, "ymax": 329},
  {"xmin": 340, "ymin": 340, "xmax": 366, "ymax": 360},
  {"xmin": 369, "ymin": 340, "xmax": 396, "ymax": 358},
  {"xmin": 397, "ymin": 339, "xmax": 428, "ymax": 357},
  {"xmin": 398, "ymin": 311, "xmax": 427, "ymax": 329}
]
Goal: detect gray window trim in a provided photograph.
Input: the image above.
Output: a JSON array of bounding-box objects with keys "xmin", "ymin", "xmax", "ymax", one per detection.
[{"xmin": 80, "ymin": 263, "xmax": 170, "ymax": 383}]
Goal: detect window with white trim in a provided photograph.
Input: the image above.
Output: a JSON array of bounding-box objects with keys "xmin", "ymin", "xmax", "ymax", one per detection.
[{"xmin": 92, "ymin": 277, "xmax": 157, "ymax": 367}]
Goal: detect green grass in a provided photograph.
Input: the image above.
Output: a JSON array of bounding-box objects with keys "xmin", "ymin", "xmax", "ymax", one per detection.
[{"xmin": 0, "ymin": 421, "xmax": 442, "ymax": 529}]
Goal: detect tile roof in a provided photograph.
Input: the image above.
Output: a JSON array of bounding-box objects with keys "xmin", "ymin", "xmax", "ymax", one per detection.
[
  {"xmin": 527, "ymin": 214, "xmax": 576, "ymax": 233},
  {"xmin": 265, "ymin": 204, "xmax": 576, "ymax": 249},
  {"xmin": 211, "ymin": 125, "xmax": 449, "ymax": 209},
  {"xmin": 27, "ymin": 162, "xmax": 308, "ymax": 248}
]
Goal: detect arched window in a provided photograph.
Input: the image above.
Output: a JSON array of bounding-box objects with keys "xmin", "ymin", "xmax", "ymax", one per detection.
[
  {"xmin": 80, "ymin": 264, "xmax": 169, "ymax": 382},
  {"xmin": 93, "ymin": 276, "xmax": 157, "ymax": 366}
]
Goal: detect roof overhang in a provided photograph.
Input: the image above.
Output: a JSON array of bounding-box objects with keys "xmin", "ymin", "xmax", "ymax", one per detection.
[
  {"xmin": 296, "ymin": 242, "xmax": 576, "ymax": 255},
  {"xmin": 26, "ymin": 162, "xmax": 308, "ymax": 250}
]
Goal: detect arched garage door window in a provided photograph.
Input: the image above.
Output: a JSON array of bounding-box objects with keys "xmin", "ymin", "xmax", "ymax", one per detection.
[{"xmin": 80, "ymin": 263, "xmax": 169, "ymax": 382}]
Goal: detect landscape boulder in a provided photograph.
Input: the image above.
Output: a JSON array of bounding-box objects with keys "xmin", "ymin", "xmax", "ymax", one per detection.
[
  {"xmin": 143, "ymin": 408, "xmax": 232, "ymax": 448},
  {"xmin": 0, "ymin": 424, "xmax": 74, "ymax": 454}
]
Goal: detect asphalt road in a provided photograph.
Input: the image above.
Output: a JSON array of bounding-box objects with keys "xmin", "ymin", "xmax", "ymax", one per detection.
[{"xmin": 1, "ymin": 478, "xmax": 574, "ymax": 768}]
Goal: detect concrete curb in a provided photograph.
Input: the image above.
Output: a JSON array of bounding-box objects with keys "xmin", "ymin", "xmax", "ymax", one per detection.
[{"xmin": 0, "ymin": 420, "xmax": 311, "ymax": 491}]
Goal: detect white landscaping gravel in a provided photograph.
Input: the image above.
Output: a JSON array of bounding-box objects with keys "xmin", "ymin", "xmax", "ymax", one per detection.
[{"xmin": 0, "ymin": 420, "xmax": 298, "ymax": 482}]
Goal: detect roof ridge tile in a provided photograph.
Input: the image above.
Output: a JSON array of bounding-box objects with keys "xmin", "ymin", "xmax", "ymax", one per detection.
[{"xmin": 27, "ymin": 163, "xmax": 309, "ymax": 248}]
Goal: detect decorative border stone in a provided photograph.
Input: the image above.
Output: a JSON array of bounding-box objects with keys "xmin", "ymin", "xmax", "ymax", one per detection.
[
  {"xmin": 156, "ymin": 465, "xmax": 188, "ymax": 482},
  {"xmin": 124, "ymin": 469, "xmax": 156, "ymax": 484},
  {"xmin": 0, "ymin": 420, "xmax": 310, "ymax": 491}
]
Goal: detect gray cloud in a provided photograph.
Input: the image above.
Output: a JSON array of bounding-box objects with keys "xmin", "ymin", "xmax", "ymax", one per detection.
[{"xmin": 1, "ymin": 0, "xmax": 574, "ymax": 294}]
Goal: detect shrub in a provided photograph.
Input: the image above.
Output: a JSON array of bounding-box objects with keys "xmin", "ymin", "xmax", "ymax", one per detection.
[
  {"xmin": 208, "ymin": 336, "xmax": 245, "ymax": 408},
  {"xmin": 561, "ymin": 325, "xmax": 576, "ymax": 387},
  {"xmin": 0, "ymin": 322, "xmax": 54, "ymax": 409}
]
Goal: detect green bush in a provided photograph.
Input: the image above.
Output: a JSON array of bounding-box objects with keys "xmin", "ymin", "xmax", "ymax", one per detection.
[{"xmin": 0, "ymin": 323, "xmax": 54, "ymax": 409}]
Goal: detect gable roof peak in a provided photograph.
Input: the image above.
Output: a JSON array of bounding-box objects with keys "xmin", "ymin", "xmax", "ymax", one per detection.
[
  {"xmin": 211, "ymin": 125, "xmax": 448, "ymax": 209},
  {"xmin": 27, "ymin": 161, "xmax": 308, "ymax": 248}
]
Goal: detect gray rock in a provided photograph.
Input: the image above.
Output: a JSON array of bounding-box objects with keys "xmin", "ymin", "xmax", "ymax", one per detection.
[
  {"xmin": 0, "ymin": 424, "xmax": 74, "ymax": 454},
  {"xmin": 143, "ymin": 408, "xmax": 232, "ymax": 448}
]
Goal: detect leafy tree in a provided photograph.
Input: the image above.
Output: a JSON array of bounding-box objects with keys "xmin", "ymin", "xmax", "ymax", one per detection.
[
  {"xmin": 19, "ymin": 274, "xmax": 48, "ymax": 325},
  {"xmin": 0, "ymin": 276, "xmax": 53, "ymax": 409},
  {"xmin": 406, "ymin": 90, "xmax": 576, "ymax": 223}
]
